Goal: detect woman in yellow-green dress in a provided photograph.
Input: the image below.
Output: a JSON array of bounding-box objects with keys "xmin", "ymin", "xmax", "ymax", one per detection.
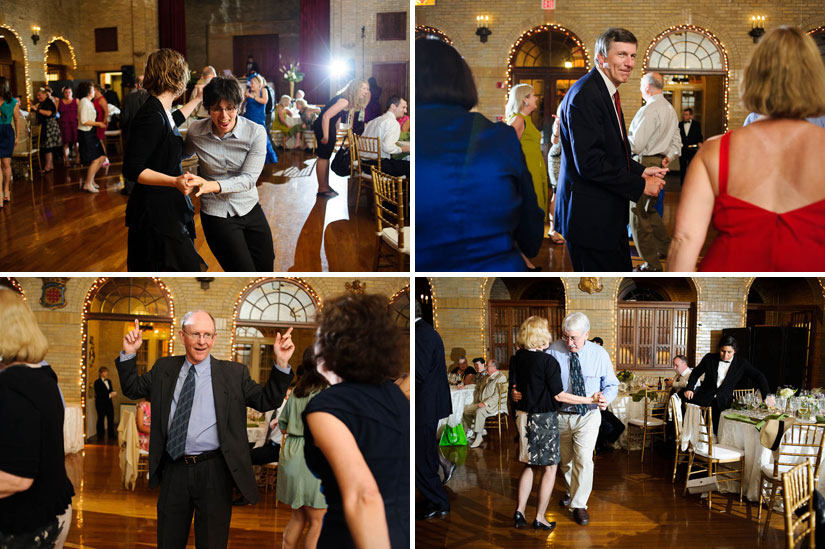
[{"xmin": 507, "ymin": 83, "xmax": 548, "ymax": 271}]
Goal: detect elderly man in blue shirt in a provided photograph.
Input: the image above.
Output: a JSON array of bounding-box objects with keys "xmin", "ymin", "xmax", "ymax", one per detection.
[
  {"xmin": 544, "ymin": 312, "xmax": 618, "ymax": 526},
  {"xmin": 116, "ymin": 310, "xmax": 294, "ymax": 548}
]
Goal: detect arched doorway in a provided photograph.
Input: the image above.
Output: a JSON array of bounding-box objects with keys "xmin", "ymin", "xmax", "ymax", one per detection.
[
  {"xmin": 489, "ymin": 277, "xmax": 566, "ymax": 369},
  {"xmin": 809, "ymin": 27, "xmax": 825, "ymax": 66},
  {"xmin": 45, "ymin": 38, "xmax": 76, "ymax": 83},
  {"xmin": 737, "ymin": 278, "xmax": 822, "ymax": 389},
  {"xmin": 231, "ymin": 278, "xmax": 320, "ymax": 385},
  {"xmin": 82, "ymin": 277, "xmax": 174, "ymax": 440},
  {"xmin": 389, "ymin": 286, "xmax": 411, "ymax": 372},
  {"xmin": 644, "ymin": 26, "xmax": 729, "ymax": 136},
  {"xmin": 506, "ymin": 25, "xmax": 589, "ymax": 145},
  {"xmin": 616, "ymin": 277, "xmax": 697, "ymax": 370},
  {"xmin": 0, "ymin": 26, "xmax": 30, "ymax": 104},
  {"xmin": 415, "ymin": 25, "xmax": 452, "ymax": 45}
]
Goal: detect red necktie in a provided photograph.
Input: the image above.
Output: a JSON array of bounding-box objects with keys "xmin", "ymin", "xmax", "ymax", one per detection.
[{"xmin": 613, "ymin": 91, "xmax": 630, "ymax": 170}]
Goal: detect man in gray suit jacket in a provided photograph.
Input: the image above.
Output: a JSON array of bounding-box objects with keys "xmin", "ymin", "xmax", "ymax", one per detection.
[{"xmin": 116, "ymin": 310, "xmax": 294, "ymax": 548}]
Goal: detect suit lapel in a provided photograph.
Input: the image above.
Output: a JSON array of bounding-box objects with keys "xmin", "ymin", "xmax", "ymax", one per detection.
[
  {"xmin": 591, "ymin": 69, "xmax": 629, "ymax": 164},
  {"xmin": 211, "ymin": 357, "xmax": 230, "ymax": 437},
  {"xmin": 161, "ymin": 356, "xmax": 186, "ymax": 438}
]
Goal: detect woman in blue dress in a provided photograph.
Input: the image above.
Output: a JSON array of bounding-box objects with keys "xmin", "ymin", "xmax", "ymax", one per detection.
[{"xmin": 242, "ymin": 74, "xmax": 277, "ymax": 164}]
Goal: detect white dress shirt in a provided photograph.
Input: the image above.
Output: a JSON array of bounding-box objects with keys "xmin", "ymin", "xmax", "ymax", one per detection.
[
  {"xmin": 672, "ymin": 367, "xmax": 693, "ymax": 389},
  {"xmin": 628, "ymin": 93, "xmax": 682, "ymax": 161},
  {"xmin": 682, "ymin": 120, "xmax": 692, "ymax": 136},
  {"xmin": 546, "ymin": 340, "xmax": 620, "ymax": 412},
  {"xmin": 717, "ymin": 360, "xmax": 732, "ymax": 388},
  {"xmin": 596, "ymin": 67, "xmax": 623, "ymax": 133},
  {"xmin": 362, "ymin": 110, "xmax": 402, "ymax": 159}
]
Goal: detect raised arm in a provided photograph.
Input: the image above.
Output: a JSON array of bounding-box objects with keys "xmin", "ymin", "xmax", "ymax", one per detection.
[
  {"xmin": 116, "ymin": 319, "xmax": 154, "ymax": 400},
  {"xmin": 306, "ymin": 412, "xmax": 390, "ymax": 548},
  {"xmin": 243, "ymin": 327, "xmax": 295, "ymax": 411},
  {"xmin": 176, "ymin": 84, "xmax": 204, "ymax": 120}
]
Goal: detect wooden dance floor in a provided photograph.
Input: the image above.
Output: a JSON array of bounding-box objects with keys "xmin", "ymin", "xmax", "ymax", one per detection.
[
  {"xmin": 417, "ymin": 433, "xmax": 785, "ymax": 548},
  {"xmin": 0, "ymin": 150, "xmax": 383, "ymax": 272},
  {"xmin": 64, "ymin": 442, "xmax": 295, "ymax": 548}
]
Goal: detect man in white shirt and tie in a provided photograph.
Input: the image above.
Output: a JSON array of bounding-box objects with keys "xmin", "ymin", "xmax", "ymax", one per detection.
[
  {"xmin": 627, "ymin": 72, "xmax": 682, "ymax": 272},
  {"xmin": 665, "ymin": 354, "xmax": 693, "ymax": 393},
  {"xmin": 683, "ymin": 335, "xmax": 769, "ymax": 434},
  {"xmin": 362, "ymin": 95, "xmax": 410, "ymax": 179}
]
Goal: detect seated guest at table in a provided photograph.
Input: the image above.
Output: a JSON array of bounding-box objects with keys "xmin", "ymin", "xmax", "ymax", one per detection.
[
  {"xmin": 447, "ymin": 356, "xmax": 476, "ymax": 386},
  {"xmin": 277, "ymin": 347, "xmax": 329, "ymax": 549},
  {"xmin": 683, "ymin": 335, "xmax": 769, "ymax": 434},
  {"xmin": 94, "ymin": 366, "xmax": 118, "ymax": 440},
  {"xmin": 362, "ymin": 95, "xmax": 410, "ymax": 179},
  {"xmin": 304, "ymin": 293, "xmax": 409, "ymax": 547},
  {"xmin": 666, "ymin": 354, "xmax": 692, "ymax": 396},
  {"xmin": 669, "ymin": 26, "xmax": 825, "ymax": 271},
  {"xmin": 463, "ymin": 359, "xmax": 507, "ymax": 448},
  {"xmin": 136, "ymin": 398, "xmax": 151, "ymax": 452},
  {"xmin": 0, "ymin": 289, "xmax": 75, "ymax": 548},
  {"xmin": 417, "ymin": 38, "xmax": 544, "ymax": 271},
  {"xmin": 508, "ymin": 315, "xmax": 603, "ymax": 532},
  {"xmin": 296, "ymin": 98, "xmax": 320, "ymax": 128},
  {"xmin": 472, "ymin": 357, "xmax": 486, "ymax": 374},
  {"xmin": 271, "ymin": 95, "xmax": 302, "ymax": 145},
  {"xmin": 116, "ymin": 312, "xmax": 294, "ymax": 548},
  {"xmin": 183, "ymin": 76, "xmax": 274, "ymax": 272}
]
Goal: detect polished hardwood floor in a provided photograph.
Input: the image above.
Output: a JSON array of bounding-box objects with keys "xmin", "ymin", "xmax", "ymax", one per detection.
[
  {"xmin": 0, "ymin": 149, "xmax": 387, "ymax": 272},
  {"xmin": 533, "ymin": 175, "xmax": 714, "ymax": 272},
  {"xmin": 64, "ymin": 441, "xmax": 297, "ymax": 548},
  {"xmin": 417, "ymin": 432, "xmax": 786, "ymax": 548}
]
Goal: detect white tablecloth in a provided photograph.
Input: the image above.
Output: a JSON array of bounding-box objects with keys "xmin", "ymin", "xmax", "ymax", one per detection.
[
  {"xmin": 64, "ymin": 405, "xmax": 84, "ymax": 454},
  {"xmin": 437, "ymin": 386, "xmax": 475, "ymax": 433},
  {"xmin": 717, "ymin": 411, "xmax": 825, "ymax": 501},
  {"xmin": 247, "ymin": 425, "xmax": 266, "ymax": 444},
  {"xmin": 608, "ymin": 394, "xmax": 648, "ymax": 449}
]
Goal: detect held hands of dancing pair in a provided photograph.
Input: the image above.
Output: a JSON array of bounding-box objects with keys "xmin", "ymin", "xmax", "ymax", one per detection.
[
  {"xmin": 511, "ymin": 385, "xmax": 608, "ymax": 410},
  {"xmin": 172, "ymin": 172, "xmax": 221, "ymax": 198},
  {"xmin": 642, "ymin": 166, "xmax": 668, "ymax": 197}
]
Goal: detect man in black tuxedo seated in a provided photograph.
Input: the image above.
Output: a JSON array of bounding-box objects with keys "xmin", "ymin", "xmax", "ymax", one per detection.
[{"xmin": 683, "ymin": 335, "xmax": 769, "ymax": 434}]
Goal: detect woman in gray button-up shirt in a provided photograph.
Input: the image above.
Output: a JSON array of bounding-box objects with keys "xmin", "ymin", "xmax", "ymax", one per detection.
[{"xmin": 184, "ymin": 77, "xmax": 274, "ymax": 271}]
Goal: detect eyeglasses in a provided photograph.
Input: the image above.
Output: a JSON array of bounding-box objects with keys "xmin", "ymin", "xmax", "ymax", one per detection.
[
  {"xmin": 183, "ymin": 331, "xmax": 216, "ymax": 341},
  {"xmin": 561, "ymin": 334, "xmax": 584, "ymax": 342},
  {"xmin": 209, "ymin": 106, "xmax": 237, "ymax": 114}
]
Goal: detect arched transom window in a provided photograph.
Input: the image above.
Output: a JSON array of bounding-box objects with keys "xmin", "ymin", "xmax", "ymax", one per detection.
[
  {"xmin": 647, "ymin": 28, "xmax": 726, "ymax": 73},
  {"xmin": 89, "ymin": 277, "xmax": 171, "ymax": 316},
  {"xmin": 237, "ymin": 279, "xmax": 318, "ymax": 324}
]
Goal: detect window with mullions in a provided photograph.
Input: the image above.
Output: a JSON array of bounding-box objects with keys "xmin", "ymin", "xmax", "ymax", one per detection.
[
  {"xmin": 238, "ymin": 279, "xmax": 317, "ymax": 323},
  {"xmin": 514, "ymin": 31, "xmax": 587, "ymax": 69},
  {"xmin": 89, "ymin": 278, "xmax": 170, "ymax": 316},
  {"xmin": 389, "ymin": 287, "xmax": 410, "ymax": 329},
  {"xmin": 648, "ymin": 30, "xmax": 724, "ymax": 73}
]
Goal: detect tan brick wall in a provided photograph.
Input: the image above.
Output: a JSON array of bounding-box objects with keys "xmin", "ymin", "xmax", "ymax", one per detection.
[
  {"xmin": 416, "ymin": 2, "xmax": 825, "ymax": 128},
  {"xmin": 12, "ymin": 276, "xmax": 409, "ymax": 411},
  {"xmin": 430, "ymin": 276, "xmax": 825, "ymax": 383}
]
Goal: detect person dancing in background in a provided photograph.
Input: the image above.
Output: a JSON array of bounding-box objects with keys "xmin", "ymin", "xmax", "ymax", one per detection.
[
  {"xmin": 506, "ymin": 83, "xmax": 548, "ymax": 271},
  {"xmin": 241, "ymin": 74, "xmax": 278, "ymax": 165},
  {"xmin": 76, "ymin": 81, "xmax": 108, "ymax": 194},
  {"xmin": 0, "ymin": 77, "xmax": 21, "ymax": 206},
  {"xmin": 311, "ymin": 79, "xmax": 369, "ymax": 198},
  {"xmin": 57, "ymin": 86, "xmax": 78, "ymax": 167}
]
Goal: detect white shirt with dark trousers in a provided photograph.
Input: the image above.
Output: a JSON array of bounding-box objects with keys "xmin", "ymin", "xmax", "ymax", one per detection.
[
  {"xmin": 362, "ymin": 110, "xmax": 409, "ymax": 179},
  {"xmin": 183, "ymin": 116, "xmax": 274, "ymax": 272}
]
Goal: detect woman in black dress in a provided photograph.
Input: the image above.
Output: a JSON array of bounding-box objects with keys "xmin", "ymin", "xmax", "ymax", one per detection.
[
  {"xmin": 311, "ymin": 78, "xmax": 369, "ymax": 197},
  {"xmin": 31, "ymin": 87, "xmax": 62, "ymax": 173},
  {"xmin": 303, "ymin": 293, "xmax": 409, "ymax": 548},
  {"xmin": 0, "ymin": 289, "xmax": 75, "ymax": 548},
  {"xmin": 123, "ymin": 48, "xmax": 205, "ymax": 271},
  {"xmin": 508, "ymin": 315, "xmax": 601, "ymax": 532}
]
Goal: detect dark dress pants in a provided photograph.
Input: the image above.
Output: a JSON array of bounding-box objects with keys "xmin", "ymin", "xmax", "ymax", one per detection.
[
  {"xmin": 157, "ymin": 452, "xmax": 234, "ymax": 549},
  {"xmin": 95, "ymin": 398, "xmax": 115, "ymax": 437},
  {"xmin": 567, "ymin": 238, "xmax": 633, "ymax": 272},
  {"xmin": 416, "ymin": 420, "xmax": 449, "ymax": 511},
  {"xmin": 200, "ymin": 203, "xmax": 274, "ymax": 272}
]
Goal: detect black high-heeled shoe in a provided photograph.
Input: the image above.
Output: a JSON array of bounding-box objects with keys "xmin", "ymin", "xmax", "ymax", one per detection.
[
  {"xmin": 513, "ymin": 511, "xmax": 528, "ymax": 529},
  {"xmin": 533, "ymin": 519, "xmax": 556, "ymax": 531}
]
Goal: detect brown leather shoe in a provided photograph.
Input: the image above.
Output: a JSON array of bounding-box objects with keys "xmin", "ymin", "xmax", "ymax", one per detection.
[{"xmin": 573, "ymin": 508, "xmax": 590, "ymax": 525}]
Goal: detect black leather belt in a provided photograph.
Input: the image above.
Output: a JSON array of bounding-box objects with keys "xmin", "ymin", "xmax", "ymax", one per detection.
[
  {"xmin": 180, "ymin": 449, "xmax": 220, "ymax": 465},
  {"xmin": 559, "ymin": 410, "xmax": 580, "ymax": 415}
]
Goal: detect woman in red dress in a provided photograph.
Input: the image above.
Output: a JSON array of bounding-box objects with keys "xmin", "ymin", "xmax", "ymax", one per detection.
[
  {"xmin": 92, "ymin": 85, "xmax": 110, "ymax": 165},
  {"xmin": 669, "ymin": 26, "xmax": 825, "ymax": 272}
]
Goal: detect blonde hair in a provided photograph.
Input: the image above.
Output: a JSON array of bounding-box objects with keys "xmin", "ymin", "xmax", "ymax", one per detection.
[
  {"xmin": 279, "ymin": 95, "xmax": 291, "ymax": 107},
  {"xmin": 337, "ymin": 79, "xmax": 369, "ymax": 112},
  {"xmin": 248, "ymin": 74, "xmax": 265, "ymax": 89},
  {"xmin": 505, "ymin": 83, "xmax": 533, "ymax": 120},
  {"xmin": 516, "ymin": 315, "xmax": 551, "ymax": 350},
  {"xmin": 143, "ymin": 48, "xmax": 190, "ymax": 98},
  {"xmin": 0, "ymin": 290, "xmax": 48, "ymax": 366},
  {"xmin": 741, "ymin": 26, "xmax": 825, "ymax": 119}
]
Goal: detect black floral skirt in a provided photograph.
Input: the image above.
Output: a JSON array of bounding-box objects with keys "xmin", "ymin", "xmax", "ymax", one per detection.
[{"xmin": 516, "ymin": 410, "xmax": 561, "ymax": 466}]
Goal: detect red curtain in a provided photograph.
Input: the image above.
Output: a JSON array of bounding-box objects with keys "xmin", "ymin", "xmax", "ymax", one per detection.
[
  {"xmin": 299, "ymin": 0, "xmax": 330, "ymax": 105},
  {"xmin": 158, "ymin": 0, "xmax": 186, "ymax": 56}
]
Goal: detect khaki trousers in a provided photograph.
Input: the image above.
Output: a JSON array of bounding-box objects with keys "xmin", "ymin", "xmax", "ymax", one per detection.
[
  {"xmin": 629, "ymin": 154, "xmax": 671, "ymax": 271},
  {"xmin": 462, "ymin": 403, "xmax": 493, "ymax": 436},
  {"xmin": 558, "ymin": 409, "xmax": 602, "ymax": 509}
]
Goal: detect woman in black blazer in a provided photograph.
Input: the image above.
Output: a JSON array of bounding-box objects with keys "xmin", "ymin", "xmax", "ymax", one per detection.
[{"xmin": 123, "ymin": 48, "xmax": 206, "ymax": 271}]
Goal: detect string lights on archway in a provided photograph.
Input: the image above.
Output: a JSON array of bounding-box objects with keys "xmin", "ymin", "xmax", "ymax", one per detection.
[
  {"xmin": 414, "ymin": 25, "xmax": 453, "ymax": 45},
  {"xmin": 0, "ymin": 25, "xmax": 32, "ymax": 102},
  {"xmin": 505, "ymin": 24, "xmax": 591, "ymax": 96},
  {"xmin": 43, "ymin": 36, "xmax": 77, "ymax": 80}
]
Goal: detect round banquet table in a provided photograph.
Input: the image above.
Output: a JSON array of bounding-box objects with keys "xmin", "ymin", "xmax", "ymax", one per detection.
[
  {"xmin": 607, "ymin": 393, "xmax": 649, "ymax": 449},
  {"xmin": 64, "ymin": 405, "xmax": 84, "ymax": 454},
  {"xmin": 716, "ymin": 411, "xmax": 825, "ymax": 501}
]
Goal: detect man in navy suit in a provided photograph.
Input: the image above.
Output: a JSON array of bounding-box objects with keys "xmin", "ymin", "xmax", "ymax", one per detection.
[{"xmin": 555, "ymin": 28, "xmax": 667, "ymax": 272}]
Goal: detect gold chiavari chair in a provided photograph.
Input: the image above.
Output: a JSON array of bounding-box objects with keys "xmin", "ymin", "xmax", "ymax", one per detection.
[
  {"xmin": 759, "ymin": 423, "xmax": 825, "ymax": 539},
  {"xmin": 353, "ymin": 133, "xmax": 381, "ymax": 211},
  {"xmin": 484, "ymin": 380, "xmax": 510, "ymax": 436},
  {"xmin": 370, "ymin": 167, "xmax": 408, "ymax": 271},
  {"xmin": 12, "ymin": 117, "xmax": 41, "ymax": 180},
  {"xmin": 782, "ymin": 461, "xmax": 816, "ymax": 548},
  {"xmin": 627, "ymin": 388, "xmax": 668, "ymax": 462},
  {"xmin": 733, "ymin": 388, "xmax": 756, "ymax": 401},
  {"xmin": 670, "ymin": 393, "xmax": 691, "ymax": 482},
  {"xmin": 684, "ymin": 406, "xmax": 745, "ymax": 508}
]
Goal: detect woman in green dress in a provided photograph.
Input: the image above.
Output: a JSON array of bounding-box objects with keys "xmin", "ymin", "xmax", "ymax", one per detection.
[
  {"xmin": 276, "ymin": 348, "xmax": 329, "ymax": 549},
  {"xmin": 507, "ymin": 83, "xmax": 548, "ymax": 270}
]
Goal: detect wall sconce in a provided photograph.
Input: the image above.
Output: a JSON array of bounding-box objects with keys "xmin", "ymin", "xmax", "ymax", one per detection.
[
  {"xmin": 195, "ymin": 277, "xmax": 215, "ymax": 290},
  {"xmin": 749, "ymin": 16, "xmax": 766, "ymax": 43},
  {"xmin": 31, "ymin": 25, "xmax": 40, "ymax": 45},
  {"xmin": 475, "ymin": 16, "xmax": 492, "ymax": 43}
]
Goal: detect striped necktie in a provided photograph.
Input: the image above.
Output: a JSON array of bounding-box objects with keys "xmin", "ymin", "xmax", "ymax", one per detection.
[
  {"xmin": 167, "ymin": 365, "xmax": 196, "ymax": 460},
  {"xmin": 569, "ymin": 353, "xmax": 589, "ymax": 416}
]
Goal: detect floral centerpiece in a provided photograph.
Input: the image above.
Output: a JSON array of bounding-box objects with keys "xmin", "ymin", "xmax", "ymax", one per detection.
[
  {"xmin": 281, "ymin": 62, "xmax": 305, "ymax": 98},
  {"xmin": 778, "ymin": 387, "xmax": 797, "ymax": 398},
  {"xmin": 617, "ymin": 369, "xmax": 635, "ymax": 383}
]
